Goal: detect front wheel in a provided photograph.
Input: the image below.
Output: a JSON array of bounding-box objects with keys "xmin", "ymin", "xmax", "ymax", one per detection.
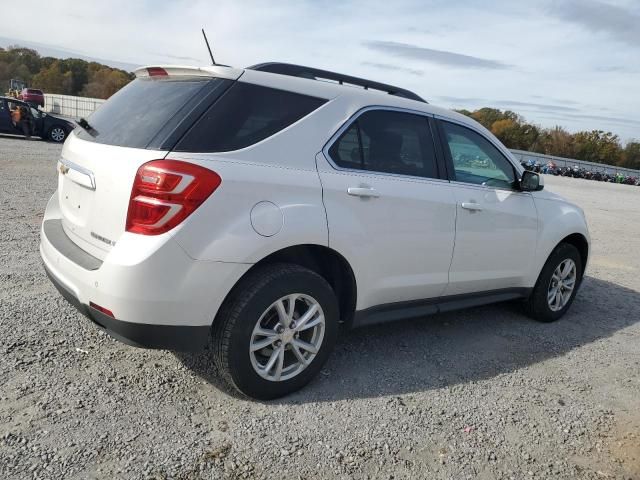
[
  {"xmin": 49, "ymin": 126, "xmax": 67, "ymax": 143},
  {"xmin": 212, "ymin": 263, "xmax": 339, "ymax": 400},
  {"xmin": 524, "ymin": 243, "xmax": 582, "ymax": 322}
]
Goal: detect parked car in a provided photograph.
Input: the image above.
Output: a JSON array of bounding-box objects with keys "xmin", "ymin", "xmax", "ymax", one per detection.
[
  {"xmin": 40, "ymin": 63, "xmax": 590, "ymax": 399},
  {"xmin": 0, "ymin": 97, "xmax": 75, "ymax": 142},
  {"xmin": 19, "ymin": 88, "xmax": 45, "ymax": 108}
]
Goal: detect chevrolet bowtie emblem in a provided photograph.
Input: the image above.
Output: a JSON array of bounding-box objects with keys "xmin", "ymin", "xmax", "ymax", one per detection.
[{"xmin": 59, "ymin": 164, "xmax": 70, "ymax": 175}]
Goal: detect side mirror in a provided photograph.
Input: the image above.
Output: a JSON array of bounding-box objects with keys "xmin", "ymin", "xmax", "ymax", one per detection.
[{"xmin": 520, "ymin": 170, "xmax": 544, "ymax": 191}]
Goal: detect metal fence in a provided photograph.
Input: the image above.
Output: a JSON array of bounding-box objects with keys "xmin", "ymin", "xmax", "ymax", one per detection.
[
  {"xmin": 510, "ymin": 149, "xmax": 640, "ymax": 177},
  {"xmin": 43, "ymin": 94, "xmax": 105, "ymax": 119}
]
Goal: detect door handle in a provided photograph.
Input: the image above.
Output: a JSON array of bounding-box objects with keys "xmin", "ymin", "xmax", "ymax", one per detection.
[
  {"xmin": 347, "ymin": 187, "xmax": 380, "ymax": 198},
  {"xmin": 460, "ymin": 202, "xmax": 483, "ymax": 211}
]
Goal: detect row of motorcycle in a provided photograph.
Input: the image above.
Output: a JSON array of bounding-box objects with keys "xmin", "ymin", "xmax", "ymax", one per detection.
[{"xmin": 520, "ymin": 160, "xmax": 640, "ymax": 186}]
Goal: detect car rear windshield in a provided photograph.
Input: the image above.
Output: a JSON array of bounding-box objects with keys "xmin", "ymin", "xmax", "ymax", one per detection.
[
  {"xmin": 28, "ymin": 89, "xmax": 43, "ymax": 94},
  {"xmin": 75, "ymin": 76, "xmax": 224, "ymax": 148},
  {"xmin": 173, "ymin": 82, "xmax": 327, "ymax": 152}
]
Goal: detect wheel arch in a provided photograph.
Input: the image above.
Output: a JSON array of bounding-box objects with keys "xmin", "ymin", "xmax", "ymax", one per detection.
[
  {"xmin": 217, "ymin": 244, "xmax": 358, "ymax": 327},
  {"xmin": 533, "ymin": 231, "xmax": 589, "ymax": 289},
  {"xmin": 559, "ymin": 232, "xmax": 589, "ymax": 278}
]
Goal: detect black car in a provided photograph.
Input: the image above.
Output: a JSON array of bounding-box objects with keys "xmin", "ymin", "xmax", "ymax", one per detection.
[{"xmin": 0, "ymin": 96, "xmax": 75, "ymax": 142}]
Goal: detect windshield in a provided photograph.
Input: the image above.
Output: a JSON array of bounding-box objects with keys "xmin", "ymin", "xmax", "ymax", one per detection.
[{"xmin": 75, "ymin": 76, "xmax": 222, "ymax": 148}]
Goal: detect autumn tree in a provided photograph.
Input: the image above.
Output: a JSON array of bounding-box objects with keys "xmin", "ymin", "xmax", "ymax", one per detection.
[
  {"xmin": 455, "ymin": 108, "xmax": 632, "ymax": 168},
  {"xmin": 81, "ymin": 67, "xmax": 131, "ymax": 98},
  {"xmin": 0, "ymin": 45, "xmax": 133, "ymax": 98},
  {"xmin": 465, "ymin": 108, "xmax": 519, "ymax": 130},
  {"xmin": 540, "ymin": 127, "xmax": 571, "ymax": 157},
  {"xmin": 490, "ymin": 118, "xmax": 541, "ymax": 151}
]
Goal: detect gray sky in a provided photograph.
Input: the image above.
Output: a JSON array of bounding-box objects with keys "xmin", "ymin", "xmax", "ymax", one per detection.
[{"xmin": 3, "ymin": 0, "xmax": 638, "ymax": 142}]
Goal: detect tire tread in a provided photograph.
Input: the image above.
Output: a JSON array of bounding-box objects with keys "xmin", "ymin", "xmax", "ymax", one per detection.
[{"xmin": 524, "ymin": 243, "xmax": 582, "ymax": 322}]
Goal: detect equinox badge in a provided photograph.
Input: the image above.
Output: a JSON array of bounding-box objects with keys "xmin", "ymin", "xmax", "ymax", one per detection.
[{"xmin": 91, "ymin": 231, "xmax": 116, "ymax": 247}]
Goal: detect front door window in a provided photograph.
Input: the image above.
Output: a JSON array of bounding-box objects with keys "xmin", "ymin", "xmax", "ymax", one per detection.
[{"xmin": 441, "ymin": 121, "xmax": 516, "ymax": 189}]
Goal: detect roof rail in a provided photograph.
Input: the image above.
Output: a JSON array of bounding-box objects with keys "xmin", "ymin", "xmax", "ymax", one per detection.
[{"xmin": 248, "ymin": 62, "xmax": 427, "ymax": 103}]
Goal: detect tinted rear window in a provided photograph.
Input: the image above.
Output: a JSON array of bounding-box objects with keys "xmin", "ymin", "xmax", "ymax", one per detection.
[
  {"xmin": 174, "ymin": 82, "xmax": 327, "ymax": 152},
  {"xmin": 28, "ymin": 89, "xmax": 43, "ymax": 94},
  {"xmin": 329, "ymin": 110, "xmax": 439, "ymax": 179},
  {"xmin": 76, "ymin": 77, "xmax": 217, "ymax": 148}
]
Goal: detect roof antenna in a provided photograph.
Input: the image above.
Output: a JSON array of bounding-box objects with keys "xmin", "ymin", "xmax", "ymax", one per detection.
[{"xmin": 202, "ymin": 28, "xmax": 216, "ymax": 65}]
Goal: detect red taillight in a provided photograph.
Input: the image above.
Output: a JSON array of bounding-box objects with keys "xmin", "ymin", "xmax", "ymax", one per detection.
[
  {"xmin": 90, "ymin": 302, "xmax": 115, "ymax": 318},
  {"xmin": 126, "ymin": 160, "xmax": 221, "ymax": 235},
  {"xmin": 147, "ymin": 67, "xmax": 168, "ymax": 77}
]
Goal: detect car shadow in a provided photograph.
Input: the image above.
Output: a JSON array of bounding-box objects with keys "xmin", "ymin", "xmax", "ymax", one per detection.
[
  {"xmin": 176, "ymin": 276, "xmax": 640, "ymax": 403},
  {"xmin": 0, "ymin": 133, "xmax": 40, "ymax": 142}
]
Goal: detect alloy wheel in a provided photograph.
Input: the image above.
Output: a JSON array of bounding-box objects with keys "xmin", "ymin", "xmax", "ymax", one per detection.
[
  {"xmin": 249, "ymin": 293, "xmax": 325, "ymax": 382},
  {"xmin": 51, "ymin": 128, "xmax": 65, "ymax": 142},
  {"xmin": 547, "ymin": 258, "xmax": 577, "ymax": 311}
]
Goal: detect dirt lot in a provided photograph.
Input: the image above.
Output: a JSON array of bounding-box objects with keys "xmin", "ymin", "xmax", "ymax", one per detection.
[{"xmin": 1, "ymin": 134, "xmax": 639, "ymax": 480}]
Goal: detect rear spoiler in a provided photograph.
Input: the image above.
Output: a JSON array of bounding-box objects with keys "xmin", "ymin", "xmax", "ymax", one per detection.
[{"xmin": 134, "ymin": 65, "xmax": 243, "ymax": 81}]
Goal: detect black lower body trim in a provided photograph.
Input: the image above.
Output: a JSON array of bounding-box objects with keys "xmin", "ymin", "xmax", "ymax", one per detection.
[
  {"xmin": 352, "ymin": 287, "xmax": 531, "ymax": 328},
  {"xmin": 44, "ymin": 265, "xmax": 210, "ymax": 351}
]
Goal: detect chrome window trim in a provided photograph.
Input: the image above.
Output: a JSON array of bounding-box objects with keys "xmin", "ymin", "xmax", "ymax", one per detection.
[
  {"xmin": 321, "ymin": 105, "xmax": 446, "ymax": 183},
  {"xmin": 322, "ymin": 105, "xmax": 525, "ymax": 190},
  {"xmin": 317, "ymin": 156, "xmax": 451, "ymax": 186},
  {"xmin": 433, "ymin": 113, "xmax": 525, "ymax": 182},
  {"xmin": 447, "ymin": 180, "xmax": 531, "ymax": 196}
]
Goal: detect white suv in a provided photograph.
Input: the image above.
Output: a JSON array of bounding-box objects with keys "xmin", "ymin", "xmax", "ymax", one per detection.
[{"xmin": 40, "ymin": 63, "xmax": 590, "ymax": 399}]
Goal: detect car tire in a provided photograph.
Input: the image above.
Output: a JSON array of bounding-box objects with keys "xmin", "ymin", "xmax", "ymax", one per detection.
[
  {"xmin": 524, "ymin": 243, "xmax": 582, "ymax": 323},
  {"xmin": 49, "ymin": 126, "xmax": 67, "ymax": 143},
  {"xmin": 212, "ymin": 263, "xmax": 339, "ymax": 400}
]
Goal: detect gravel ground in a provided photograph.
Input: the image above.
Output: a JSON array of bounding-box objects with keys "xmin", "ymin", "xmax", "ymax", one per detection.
[{"xmin": 1, "ymin": 134, "xmax": 639, "ymax": 480}]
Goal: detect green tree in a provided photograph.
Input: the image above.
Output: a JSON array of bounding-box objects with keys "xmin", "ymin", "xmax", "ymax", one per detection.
[
  {"xmin": 454, "ymin": 108, "xmax": 473, "ymax": 117},
  {"xmin": 31, "ymin": 61, "xmax": 73, "ymax": 94},
  {"xmin": 620, "ymin": 142, "xmax": 640, "ymax": 169},
  {"xmin": 5, "ymin": 46, "xmax": 41, "ymax": 74},
  {"xmin": 60, "ymin": 58, "xmax": 90, "ymax": 95},
  {"xmin": 572, "ymin": 130, "xmax": 622, "ymax": 164}
]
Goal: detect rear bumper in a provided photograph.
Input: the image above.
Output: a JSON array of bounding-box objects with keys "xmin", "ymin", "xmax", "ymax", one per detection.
[
  {"xmin": 40, "ymin": 193, "xmax": 251, "ymax": 351},
  {"xmin": 44, "ymin": 265, "xmax": 210, "ymax": 350}
]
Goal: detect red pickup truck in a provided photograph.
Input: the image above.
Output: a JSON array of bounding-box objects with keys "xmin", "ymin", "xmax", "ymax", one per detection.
[{"xmin": 19, "ymin": 88, "xmax": 45, "ymax": 108}]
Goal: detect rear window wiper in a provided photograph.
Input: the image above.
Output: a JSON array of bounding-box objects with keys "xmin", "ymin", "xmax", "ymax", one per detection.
[{"xmin": 77, "ymin": 118, "xmax": 98, "ymax": 137}]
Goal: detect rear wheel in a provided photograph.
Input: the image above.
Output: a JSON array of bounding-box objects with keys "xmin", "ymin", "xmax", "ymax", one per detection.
[
  {"xmin": 212, "ymin": 263, "xmax": 339, "ymax": 400},
  {"xmin": 49, "ymin": 126, "xmax": 66, "ymax": 142},
  {"xmin": 524, "ymin": 243, "xmax": 582, "ymax": 322}
]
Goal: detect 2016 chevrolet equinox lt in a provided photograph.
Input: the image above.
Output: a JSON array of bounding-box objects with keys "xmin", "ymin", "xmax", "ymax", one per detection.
[{"xmin": 40, "ymin": 63, "xmax": 590, "ymax": 399}]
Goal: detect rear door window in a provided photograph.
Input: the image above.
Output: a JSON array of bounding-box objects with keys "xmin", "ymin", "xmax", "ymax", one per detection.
[
  {"xmin": 328, "ymin": 110, "xmax": 439, "ymax": 179},
  {"xmin": 174, "ymin": 82, "xmax": 327, "ymax": 152},
  {"xmin": 76, "ymin": 77, "xmax": 226, "ymax": 148}
]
